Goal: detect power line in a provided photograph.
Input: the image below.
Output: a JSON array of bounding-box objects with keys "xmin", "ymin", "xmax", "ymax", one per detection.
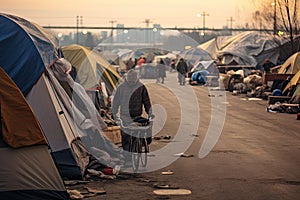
[{"xmin": 43, "ymin": 25, "xmax": 275, "ymax": 33}]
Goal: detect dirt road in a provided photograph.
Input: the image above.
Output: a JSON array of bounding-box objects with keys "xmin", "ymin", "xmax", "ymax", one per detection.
[{"xmin": 79, "ymin": 72, "xmax": 300, "ymax": 200}]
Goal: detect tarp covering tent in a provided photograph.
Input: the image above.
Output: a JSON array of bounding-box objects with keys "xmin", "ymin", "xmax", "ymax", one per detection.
[
  {"xmin": 192, "ymin": 60, "xmax": 219, "ymax": 75},
  {"xmin": 0, "ymin": 13, "xmax": 58, "ymax": 95},
  {"xmin": 119, "ymin": 48, "xmax": 170, "ymax": 62},
  {"xmin": 27, "ymin": 59, "xmax": 124, "ymax": 180},
  {"xmin": 179, "ymin": 47, "xmax": 212, "ymax": 65},
  {"xmin": 278, "ymin": 52, "xmax": 300, "ymax": 74},
  {"xmin": 113, "ymin": 48, "xmax": 132, "ymax": 58},
  {"xmin": 62, "ymin": 44, "xmax": 121, "ymax": 96},
  {"xmin": 96, "ymin": 50, "xmax": 127, "ymax": 71},
  {"xmin": 191, "ymin": 70, "xmax": 210, "ymax": 84},
  {"xmin": 199, "ymin": 31, "xmax": 292, "ymax": 68},
  {"xmin": 0, "ymin": 13, "xmax": 123, "ymax": 180},
  {"xmin": 0, "ymin": 67, "xmax": 68, "ymax": 200}
]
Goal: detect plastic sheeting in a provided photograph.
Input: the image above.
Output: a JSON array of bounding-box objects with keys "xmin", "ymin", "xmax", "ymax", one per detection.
[{"xmin": 199, "ymin": 31, "xmax": 291, "ymax": 68}]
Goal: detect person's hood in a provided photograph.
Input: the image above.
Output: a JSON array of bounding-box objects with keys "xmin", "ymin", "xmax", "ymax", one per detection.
[{"xmin": 124, "ymin": 79, "xmax": 143, "ymax": 88}]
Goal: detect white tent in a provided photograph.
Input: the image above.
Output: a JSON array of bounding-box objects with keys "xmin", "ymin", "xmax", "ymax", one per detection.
[
  {"xmin": 179, "ymin": 47, "xmax": 212, "ymax": 65},
  {"xmin": 27, "ymin": 59, "xmax": 124, "ymax": 180},
  {"xmin": 199, "ymin": 31, "xmax": 291, "ymax": 68}
]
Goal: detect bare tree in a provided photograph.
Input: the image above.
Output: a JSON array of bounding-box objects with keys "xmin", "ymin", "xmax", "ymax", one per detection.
[
  {"xmin": 277, "ymin": 0, "xmax": 299, "ymax": 51},
  {"xmin": 252, "ymin": 0, "xmax": 299, "ymax": 52}
]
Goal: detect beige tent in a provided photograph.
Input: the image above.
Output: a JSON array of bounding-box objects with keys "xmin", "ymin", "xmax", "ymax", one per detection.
[
  {"xmin": 283, "ymin": 71, "xmax": 300, "ymax": 93},
  {"xmin": 62, "ymin": 44, "xmax": 121, "ymax": 95},
  {"xmin": 97, "ymin": 50, "xmax": 127, "ymax": 71},
  {"xmin": 278, "ymin": 52, "xmax": 300, "ymax": 74},
  {"xmin": 0, "ymin": 67, "xmax": 68, "ymax": 199}
]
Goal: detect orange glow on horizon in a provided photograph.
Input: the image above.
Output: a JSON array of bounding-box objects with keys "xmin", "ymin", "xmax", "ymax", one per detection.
[{"xmin": 2, "ymin": 0, "xmax": 253, "ymax": 29}]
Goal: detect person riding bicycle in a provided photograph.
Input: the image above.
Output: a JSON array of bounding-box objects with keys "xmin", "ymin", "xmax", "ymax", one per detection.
[{"xmin": 112, "ymin": 69, "xmax": 154, "ymax": 162}]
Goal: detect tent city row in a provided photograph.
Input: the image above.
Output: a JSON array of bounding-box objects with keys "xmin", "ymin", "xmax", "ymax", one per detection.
[{"xmin": 0, "ymin": 12, "xmax": 299, "ymax": 199}]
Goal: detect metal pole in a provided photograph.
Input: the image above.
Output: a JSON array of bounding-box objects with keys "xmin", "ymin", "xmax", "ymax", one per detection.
[
  {"xmin": 273, "ymin": 0, "xmax": 277, "ymax": 35},
  {"xmin": 201, "ymin": 11, "xmax": 209, "ymax": 36},
  {"xmin": 109, "ymin": 20, "xmax": 117, "ymax": 50},
  {"xmin": 227, "ymin": 16, "xmax": 234, "ymax": 35},
  {"xmin": 76, "ymin": 16, "xmax": 79, "ymax": 44}
]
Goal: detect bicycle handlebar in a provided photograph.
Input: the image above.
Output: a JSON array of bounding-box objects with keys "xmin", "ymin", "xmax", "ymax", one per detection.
[{"xmin": 115, "ymin": 116, "xmax": 154, "ymax": 130}]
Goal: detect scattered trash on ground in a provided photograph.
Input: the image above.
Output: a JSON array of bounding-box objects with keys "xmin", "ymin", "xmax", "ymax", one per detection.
[
  {"xmin": 153, "ymin": 189, "xmax": 192, "ymax": 195},
  {"xmin": 174, "ymin": 152, "xmax": 194, "ymax": 157},
  {"xmin": 67, "ymin": 189, "xmax": 84, "ymax": 199},
  {"xmin": 67, "ymin": 186, "xmax": 106, "ymax": 199},
  {"xmin": 153, "ymin": 135, "xmax": 172, "ymax": 140},
  {"xmin": 85, "ymin": 186, "xmax": 106, "ymax": 195},
  {"xmin": 86, "ymin": 169, "xmax": 116, "ymax": 180},
  {"xmin": 154, "ymin": 184, "xmax": 179, "ymax": 189},
  {"xmin": 248, "ymin": 97, "xmax": 262, "ymax": 101},
  {"xmin": 208, "ymin": 94, "xmax": 224, "ymax": 97},
  {"xmin": 161, "ymin": 170, "xmax": 174, "ymax": 175}
]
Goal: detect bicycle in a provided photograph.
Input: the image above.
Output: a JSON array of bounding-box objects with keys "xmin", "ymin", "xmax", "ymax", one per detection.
[{"xmin": 117, "ymin": 116, "xmax": 153, "ymax": 172}]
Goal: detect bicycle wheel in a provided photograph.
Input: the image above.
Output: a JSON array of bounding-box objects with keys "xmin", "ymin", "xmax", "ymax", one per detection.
[
  {"xmin": 131, "ymin": 138, "xmax": 141, "ymax": 172},
  {"xmin": 140, "ymin": 138, "xmax": 148, "ymax": 167}
]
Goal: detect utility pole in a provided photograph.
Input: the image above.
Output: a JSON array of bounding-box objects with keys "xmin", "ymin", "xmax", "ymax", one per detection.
[
  {"xmin": 143, "ymin": 18, "xmax": 152, "ymax": 28},
  {"xmin": 227, "ymin": 16, "xmax": 234, "ymax": 35},
  {"xmin": 76, "ymin": 16, "xmax": 83, "ymax": 44},
  {"xmin": 197, "ymin": 12, "xmax": 209, "ymax": 36},
  {"xmin": 109, "ymin": 20, "xmax": 117, "ymax": 50},
  {"xmin": 76, "ymin": 16, "xmax": 79, "ymax": 44},
  {"xmin": 142, "ymin": 18, "xmax": 152, "ymax": 45}
]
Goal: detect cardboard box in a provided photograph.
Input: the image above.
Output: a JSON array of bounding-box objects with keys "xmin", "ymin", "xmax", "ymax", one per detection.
[
  {"xmin": 268, "ymin": 95, "xmax": 291, "ymax": 105},
  {"xmin": 102, "ymin": 126, "xmax": 122, "ymax": 144}
]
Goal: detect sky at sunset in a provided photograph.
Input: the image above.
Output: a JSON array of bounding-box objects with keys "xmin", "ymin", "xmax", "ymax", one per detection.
[{"xmin": 2, "ymin": 0, "xmax": 255, "ymax": 29}]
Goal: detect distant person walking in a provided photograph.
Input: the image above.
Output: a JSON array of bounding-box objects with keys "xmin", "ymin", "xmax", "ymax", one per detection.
[
  {"xmin": 137, "ymin": 57, "xmax": 146, "ymax": 68},
  {"xmin": 156, "ymin": 59, "xmax": 166, "ymax": 84},
  {"xmin": 176, "ymin": 58, "xmax": 188, "ymax": 85},
  {"xmin": 125, "ymin": 58, "xmax": 135, "ymax": 70},
  {"xmin": 170, "ymin": 59, "xmax": 176, "ymax": 72},
  {"xmin": 137, "ymin": 56, "xmax": 146, "ymax": 77}
]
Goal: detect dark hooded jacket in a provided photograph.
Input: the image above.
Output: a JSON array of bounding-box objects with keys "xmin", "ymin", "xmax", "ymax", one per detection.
[
  {"xmin": 176, "ymin": 59, "xmax": 188, "ymax": 74},
  {"xmin": 112, "ymin": 80, "xmax": 151, "ymax": 120}
]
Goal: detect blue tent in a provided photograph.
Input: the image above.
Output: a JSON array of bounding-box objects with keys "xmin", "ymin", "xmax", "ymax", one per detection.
[
  {"xmin": 0, "ymin": 13, "xmax": 69, "ymax": 200},
  {"xmin": 0, "ymin": 13, "xmax": 58, "ymax": 95},
  {"xmin": 0, "ymin": 13, "xmax": 83, "ymax": 180},
  {"xmin": 0, "ymin": 13, "xmax": 124, "ymax": 182},
  {"xmin": 191, "ymin": 70, "xmax": 210, "ymax": 84}
]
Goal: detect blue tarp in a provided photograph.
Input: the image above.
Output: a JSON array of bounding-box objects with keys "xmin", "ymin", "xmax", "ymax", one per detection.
[
  {"xmin": 191, "ymin": 70, "xmax": 209, "ymax": 84},
  {"xmin": 0, "ymin": 13, "xmax": 58, "ymax": 95}
]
